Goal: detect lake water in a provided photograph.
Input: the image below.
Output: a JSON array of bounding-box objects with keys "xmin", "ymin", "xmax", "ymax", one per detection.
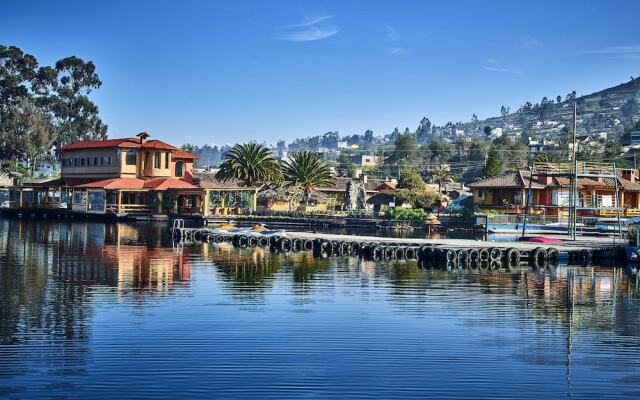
[{"xmin": 1, "ymin": 218, "xmax": 640, "ymax": 399}]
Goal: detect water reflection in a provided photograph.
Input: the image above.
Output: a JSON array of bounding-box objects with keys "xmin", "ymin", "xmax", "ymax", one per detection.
[{"xmin": 1, "ymin": 218, "xmax": 640, "ymax": 398}]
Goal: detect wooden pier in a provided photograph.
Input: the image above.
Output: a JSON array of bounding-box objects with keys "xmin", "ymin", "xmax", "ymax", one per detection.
[{"xmin": 170, "ymin": 221, "xmax": 627, "ymax": 269}]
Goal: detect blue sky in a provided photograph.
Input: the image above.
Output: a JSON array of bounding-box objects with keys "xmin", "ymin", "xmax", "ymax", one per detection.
[{"xmin": 2, "ymin": 0, "xmax": 639, "ymax": 146}]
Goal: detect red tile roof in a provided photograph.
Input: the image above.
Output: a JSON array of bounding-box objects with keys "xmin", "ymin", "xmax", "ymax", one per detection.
[
  {"xmin": 143, "ymin": 178, "xmax": 198, "ymax": 190},
  {"xmin": 73, "ymin": 178, "xmax": 146, "ymax": 189},
  {"xmin": 140, "ymin": 140, "xmax": 177, "ymax": 150},
  {"xmin": 61, "ymin": 137, "xmax": 198, "ymax": 159},
  {"xmin": 69, "ymin": 177, "xmax": 197, "ymax": 190},
  {"xmin": 171, "ymin": 149, "xmax": 199, "ymax": 159},
  {"xmin": 61, "ymin": 138, "xmax": 140, "ymax": 150}
]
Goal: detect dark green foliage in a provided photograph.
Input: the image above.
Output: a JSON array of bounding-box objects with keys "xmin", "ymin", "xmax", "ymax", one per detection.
[
  {"xmin": 216, "ymin": 143, "xmax": 282, "ymax": 186},
  {"xmin": 282, "ymin": 151, "xmax": 334, "ymax": 206},
  {"xmin": 387, "ymin": 207, "xmax": 427, "ymax": 222},
  {"xmin": 0, "ymin": 44, "xmax": 108, "ymax": 172},
  {"xmin": 483, "ymin": 146, "xmax": 501, "ymax": 177}
]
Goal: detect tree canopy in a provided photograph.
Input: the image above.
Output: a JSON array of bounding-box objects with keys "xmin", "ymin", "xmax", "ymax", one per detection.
[
  {"xmin": 281, "ymin": 151, "xmax": 334, "ymax": 205},
  {"xmin": 0, "ymin": 44, "xmax": 107, "ymax": 174},
  {"xmin": 215, "ymin": 143, "xmax": 282, "ymax": 186}
]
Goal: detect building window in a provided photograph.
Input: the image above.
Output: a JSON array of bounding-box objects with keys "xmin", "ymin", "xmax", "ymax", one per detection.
[
  {"xmin": 145, "ymin": 152, "xmax": 150, "ymax": 168},
  {"xmin": 81, "ymin": 158, "xmax": 85, "ymax": 167},
  {"xmin": 87, "ymin": 157, "xmax": 93, "ymax": 166},
  {"xmin": 154, "ymin": 152, "xmax": 161, "ymax": 168},
  {"xmin": 165, "ymin": 152, "xmax": 169, "ymax": 169},
  {"xmin": 107, "ymin": 156, "xmax": 112, "ymax": 165},
  {"xmin": 175, "ymin": 161, "xmax": 184, "ymax": 177},
  {"xmin": 94, "ymin": 157, "xmax": 98, "ymax": 166},
  {"xmin": 125, "ymin": 149, "xmax": 136, "ymax": 165},
  {"xmin": 74, "ymin": 158, "xmax": 80, "ymax": 167}
]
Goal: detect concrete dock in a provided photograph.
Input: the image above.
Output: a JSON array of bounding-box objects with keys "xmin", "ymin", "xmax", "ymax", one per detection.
[{"xmin": 170, "ymin": 222, "xmax": 627, "ymax": 269}]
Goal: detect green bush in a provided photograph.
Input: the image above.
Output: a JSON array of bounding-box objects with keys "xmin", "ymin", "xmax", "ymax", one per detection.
[{"xmin": 387, "ymin": 207, "xmax": 426, "ymax": 222}]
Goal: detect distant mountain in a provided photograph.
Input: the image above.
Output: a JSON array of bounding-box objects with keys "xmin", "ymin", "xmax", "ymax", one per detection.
[{"xmin": 429, "ymin": 77, "xmax": 640, "ymax": 141}]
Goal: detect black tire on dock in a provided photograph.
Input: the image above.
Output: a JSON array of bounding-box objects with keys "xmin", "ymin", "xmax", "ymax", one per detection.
[
  {"xmin": 303, "ymin": 239, "xmax": 314, "ymax": 251},
  {"xmin": 506, "ymin": 248, "xmax": 520, "ymax": 268},
  {"xmin": 489, "ymin": 260, "xmax": 500, "ymax": 271},
  {"xmin": 446, "ymin": 249, "xmax": 457, "ymax": 262},
  {"xmin": 206, "ymin": 233, "xmax": 215, "ymax": 243},
  {"xmin": 238, "ymin": 235, "xmax": 249, "ymax": 248},
  {"xmin": 341, "ymin": 242, "xmax": 351, "ymax": 256},
  {"xmin": 489, "ymin": 247, "xmax": 502, "ymax": 262},
  {"xmin": 395, "ymin": 247, "xmax": 406, "ymax": 260},
  {"xmin": 457, "ymin": 249, "xmax": 469, "ymax": 267},
  {"xmin": 372, "ymin": 245, "xmax": 383, "ymax": 261},
  {"xmin": 479, "ymin": 248, "xmax": 490, "ymax": 262},
  {"xmin": 349, "ymin": 242, "xmax": 361, "ymax": 256},
  {"xmin": 258, "ymin": 236, "xmax": 270, "ymax": 247},
  {"xmin": 248, "ymin": 236, "xmax": 258, "ymax": 248},
  {"xmin": 469, "ymin": 260, "xmax": 480, "ymax": 271},
  {"xmin": 331, "ymin": 241, "xmax": 342, "ymax": 256},
  {"xmin": 280, "ymin": 237, "xmax": 292, "ymax": 253},
  {"xmin": 546, "ymin": 247, "xmax": 560, "ymax": 266},
  {"xmin": 580, "ymin": 249, "xmax": 592, "ymax": 266},
  {"xmin": 216, "ymin": 234, "xmax": 225, "ymax": 244},
  {"xmin": 319, "ymin": 241, "xmax": 331, "ymax": 258},
  {"xmin": 193, "ymin": 230, "xmax": 202, "ymax": 240},
  {"xmin": 405, "ymin": 246, "xmax": 418, "ymax": 260},
  {"xmin": 292, "ymin": 238, "xmax": 303, "ymax": 252},
  {"xmin": 469, "ymin": 249, "xmax": 480, "ymax": 263},
  {"xmin": 532, "ymin": 247, "xmax": 548, "ymax": 269},
  {"xmin": 383, "ymin": 246, "xmax": 394, "ymax": 260}
]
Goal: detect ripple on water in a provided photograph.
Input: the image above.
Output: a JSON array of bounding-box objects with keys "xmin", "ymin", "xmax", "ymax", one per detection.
[{"xmin": 0, "ymin": 219, "xmax": 640, "ymax": 399}]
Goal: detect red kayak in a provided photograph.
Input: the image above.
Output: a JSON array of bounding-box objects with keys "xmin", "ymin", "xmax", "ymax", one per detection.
[{"xmin": 528, "ymin": 237, "xmax": 562, "ymax": 243}]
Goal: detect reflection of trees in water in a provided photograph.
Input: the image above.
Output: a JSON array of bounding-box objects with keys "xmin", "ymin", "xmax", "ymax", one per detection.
[
  {"xmin": 206, "ymin": 245, "xmax": 331, "ymax": 295},
  {"xmin": 0, "ymin": 218, "xmax": 193, "ymax": 388},
  {"xmin": 370, "ymin": 259, "xmax": 640, "ymax": 337},
  {"xmin": 0, "ymin": 219, "xmax": 91, "ymax": 383}
]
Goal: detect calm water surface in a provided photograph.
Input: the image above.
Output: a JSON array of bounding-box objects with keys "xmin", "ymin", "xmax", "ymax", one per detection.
[{"xmin": 1, "ymin": 218, "xmax": 640, "ymax": 399}]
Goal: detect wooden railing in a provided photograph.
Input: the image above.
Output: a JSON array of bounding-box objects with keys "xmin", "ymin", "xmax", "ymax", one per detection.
[
  {"xmin": 533, "ymin": 161, "xmax": 617, "ymax": 176},
  {"xmin": 106, "ymin": 203, "xmax": 151, "ymax": 214}
]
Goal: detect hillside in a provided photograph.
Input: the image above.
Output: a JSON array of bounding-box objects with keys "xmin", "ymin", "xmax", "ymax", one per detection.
[{"xmin": 431, "ymin": 77, "xmax": 640, "ymax": 140}]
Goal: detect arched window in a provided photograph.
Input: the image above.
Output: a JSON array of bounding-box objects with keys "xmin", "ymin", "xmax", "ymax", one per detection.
[
  {"xmin": 175, "ymin": 161, "xmax": 184, "ymax": 177},
  {"xmin": 154, "ymin": 152, "xmax": 161, "ymax": 168}
]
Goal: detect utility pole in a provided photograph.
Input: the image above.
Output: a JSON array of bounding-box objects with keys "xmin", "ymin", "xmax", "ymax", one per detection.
[{"xmin": 571, "ymin": 102, "xmax": 578, "ymax": 240}]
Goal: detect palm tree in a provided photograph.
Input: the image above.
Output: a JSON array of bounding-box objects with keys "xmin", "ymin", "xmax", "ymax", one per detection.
[
  {"xmin": 281, "ymin": 151, "xmax": 334, "ymax": 206},
  {"xmin": 534, "ymin": 153, "xmax": 565, "ymax": 164},
  {"xmin": 215, "ymin": 143, "xmax": 281, "ymax": 186},
  {"xmin": 429, "ymin": 165, "xmax": 454, "ymax": 193}
]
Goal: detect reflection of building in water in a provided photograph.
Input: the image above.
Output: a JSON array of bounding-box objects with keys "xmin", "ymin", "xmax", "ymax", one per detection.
[
  {"xmin": 49, "ymin": 221, "xmax": 190, "ymax": 294},
  {"xmin": 102, "ymin": 244, "xmax": 190, "ymax": 294}
]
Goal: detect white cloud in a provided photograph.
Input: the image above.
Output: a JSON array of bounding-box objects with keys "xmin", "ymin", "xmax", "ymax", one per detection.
[
  {"xmin": 483, "ymin": 65, "xmax": 523, "ymax": 75},
  {"xmin": 577, "ymin": 44, "xmax": 640, "ymax": 58},
  {"xmin": 386, "ymin": 47, "xmax": 407, "ymax": 55},
  {"xmin": 385, "ymin": 26, "xmax": 399, "ymax": 43},
  {"xmin": 383, "ymin": 25, "xmax": 407, "ymax": 55},
  {"xmin": 282, "ymin": 15, "xmax": 338, "ymax": 42},
  {"xmin": 288, "ymin": 15, "xmax": 333, "ymax": 28},
  {"xmin": 283, "ymin": 26, "xmax": 339, "ymax": 42},
  {"xmin": 520, "ymin": 35, "xmax": 542, "ymax": 48}
]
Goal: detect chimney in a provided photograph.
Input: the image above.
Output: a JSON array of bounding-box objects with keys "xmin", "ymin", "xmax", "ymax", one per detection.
[
  {"xmin": 136, "ymin": 131, "xmax": 149, "ymax": 144},
  {"xmin": 359, "ymin": 173, "xmax": 368, "ymax": 183},
  {"xmin": 621, "ymin": 169, "xmax": 637, "ymax": 183}
]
